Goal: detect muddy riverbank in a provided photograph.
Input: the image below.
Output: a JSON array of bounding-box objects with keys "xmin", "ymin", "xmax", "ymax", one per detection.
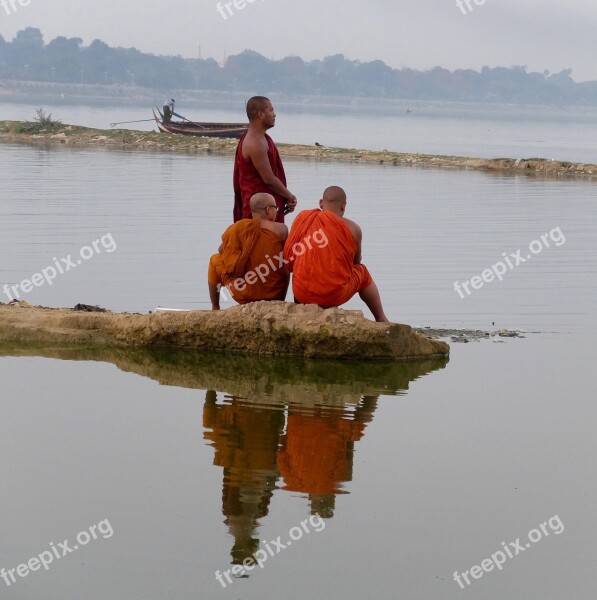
[
  {"xmin": 0, "ymin": 301, "xmax": 450, "ymax": 361},
  {"xmin": 1, "ymin": 120, "xmax": 596, "ymax": 178}
]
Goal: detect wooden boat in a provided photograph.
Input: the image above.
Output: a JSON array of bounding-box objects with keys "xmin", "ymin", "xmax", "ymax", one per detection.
[{"xmin": 153, "ymin": 108, "xmax": 248, "ymax": 139}]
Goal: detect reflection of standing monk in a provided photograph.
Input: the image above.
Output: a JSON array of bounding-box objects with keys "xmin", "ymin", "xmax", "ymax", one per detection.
[
  {"xmin": 277, "ymin": 396, "xmax": 379, "ymax": 517},
  {"xmin": 203, "ymin": 391, "xmax": 285, "ymax": 564},
  {"xmin": 233, "ymin": 96, "xmax": 297, "ymax": 223}
]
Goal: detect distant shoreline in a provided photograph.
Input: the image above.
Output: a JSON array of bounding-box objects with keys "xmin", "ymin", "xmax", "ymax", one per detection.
[
  {"xmin": 1, "ymin": 120, "xmax": 596, "ymax": 178},
  {"xmin": 4, "ymin": 82, "xmax": 597, "ymax": 117}
]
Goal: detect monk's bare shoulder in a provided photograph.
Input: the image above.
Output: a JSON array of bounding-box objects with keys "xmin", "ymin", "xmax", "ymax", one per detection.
[
  {"xmin": 242, "ymin": 131, "xmax": 268, "ymax": 160},
  {"xmin": 260, "ymin": 220, "xmax": 288, "ymax": 240},
  {"xmin": 272, "ymin": 222, "xmax": 289, "ymax": 241},
  {"xmin": 342, "ymin": 217, "xmax": 362, "ymax": 242}
]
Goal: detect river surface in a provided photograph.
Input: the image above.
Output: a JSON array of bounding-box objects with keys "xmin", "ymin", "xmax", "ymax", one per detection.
[
  {"xmin": 2, "ymin": 99, "xmax": 597, "ymax": 162},
  {"xmin": 0, "ymin": 127, "xmax": 596, "ymax": 599}
]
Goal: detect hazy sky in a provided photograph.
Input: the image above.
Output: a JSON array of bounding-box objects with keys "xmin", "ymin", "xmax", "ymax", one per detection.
[{"xmin": 2, "ymin": 0, "xmax": 596, "ymax": 81}]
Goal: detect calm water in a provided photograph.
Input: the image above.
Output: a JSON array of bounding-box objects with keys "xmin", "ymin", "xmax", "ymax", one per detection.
[
  {"xmin": 2, "ymin": 99, "xmax": 597, "ymax": 162},
  {"xmin": 0, "ymin": 137, "xmax": 596, "ymax": 599}
]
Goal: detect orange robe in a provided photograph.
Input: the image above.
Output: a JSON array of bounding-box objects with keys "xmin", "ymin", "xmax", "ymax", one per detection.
[
  {"xmin": 277, "ymin": 413, "xmax": 366, "ymax": 494},
  {"xmin": 284, "ymin": 209, "xmax": 373, "ymax": 307},
  {"xmin": 208, "ymin": 219, "xmax": 288, "ymax": 304}
]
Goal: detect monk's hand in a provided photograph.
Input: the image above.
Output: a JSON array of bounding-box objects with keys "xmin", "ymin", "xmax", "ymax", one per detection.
[{"xmin": 286, "ymin": 194, "xmax": 297, "ymax": 213}]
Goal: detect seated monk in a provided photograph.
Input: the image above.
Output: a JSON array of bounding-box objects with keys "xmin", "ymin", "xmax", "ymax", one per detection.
[
  {"xmin": 284, "ymin": 186, "xmax": 389, "ymax": 322},
  {"xmin": 208, "ymin": 193, "xmax": 289, "ymax": 310}
]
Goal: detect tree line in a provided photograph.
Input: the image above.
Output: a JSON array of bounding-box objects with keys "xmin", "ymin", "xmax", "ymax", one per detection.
[{"xmin": 2, "ymin": 27, "xmax": 597, "ymax": 105}]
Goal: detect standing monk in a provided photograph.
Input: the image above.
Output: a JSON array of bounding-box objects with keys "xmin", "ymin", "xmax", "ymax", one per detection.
[
  {"xmin": 284, "ymin": 186, "xmax": 389, "ymax": 322},
  {"xmin": 233, "ymin": 96, "xmax": 297, "ymax": 223}
]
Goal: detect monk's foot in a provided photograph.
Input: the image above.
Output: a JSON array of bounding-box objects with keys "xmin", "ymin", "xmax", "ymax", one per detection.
[
  {"xmin": 372, "ymin": 310, "xmax": 390, "ymax": 322},
  {"xmin": 211, "ymin": 305, "xmax": 220, "ymax": 311}
]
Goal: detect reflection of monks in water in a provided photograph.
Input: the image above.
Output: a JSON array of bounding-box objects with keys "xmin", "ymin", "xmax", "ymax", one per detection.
[
  {"xmin": 277, "ymin": 395, "xmax": 379, "ymax": 518},
  {"xmin": 203, "ymin": 391, "xmax": 285, "ymax": 565}
]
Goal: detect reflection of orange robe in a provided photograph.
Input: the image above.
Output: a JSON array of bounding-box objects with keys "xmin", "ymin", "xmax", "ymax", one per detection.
[
  {"xmin": 208, "ymin": 219, "xmax": 288, "ymax": 304},
  {"xmin": 284, "ymin": 209, "xmax": 372, "ymax": 307},
  {"xmin": 203, "ymin": 400, "xmax": 283, "ymax": 491},
  {"xmin": 203, "ymin": 397, "xmax": 285, "ymax": 564},
  {"xmin": 277, "ymin": 414, "xmax": 366, "ymax": 494}
]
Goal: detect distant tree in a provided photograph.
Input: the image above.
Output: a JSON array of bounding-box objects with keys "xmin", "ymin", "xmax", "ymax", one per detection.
[
  {"xmin": 394, "ymin": 68, "xmax": 424, "ymax": 98},
  {"xmin": 277, "ymin": 55, "xmax": 307, "ymax": 93},
  {"xmin": 548, "ymin": 68, "xmax": 573, "ymax": 83},
  {"xmin": 12, "ymin": 27, "xmax": 44, "ymax": 49},
  {"xmin": 425, "ymin": 66, "xmax": 454, "ymax": 98},
  {"xmin": 545, "ymin": 68, "xmax": 575, "ymax": 102},
  {"xmin": 47, "ymin": 36, "xmax": 82, "ymax": 55},
  {"xmin": 313, "ymin": 54, "xmax": 359, "ymax": 95},
  {"xmin": 87, "ymin": 39, "xmax": 112, "ymax": 60},
  {"xmin": 225, "ymin": 50, "xmax": 278, "ymax": 89},
  {"xmin": 188, "ymin": 58, "xmax": 226, "ymax": 90},
  {"xmin": 0, "ymin": 29, "xmax": 596, "ymax": 106},
  {"xmin": 355, "ymin": 60, "xmax": 395, "ymax": 96},
  {"xmin": 46, "ymin": 36, "xmax": 82, "ymax": 82},
  {"xmin": 0, "ymin": 34, "xmax": 6, "ymax": 66},
  {"xmin": 280, "ymin": 55, "xmax": 305, "ymax": 74},
  {"xmin": 9, "ymin": 28, "xmax": 44, "ymax": 78},
  {"xmin": 453, "ymin": 69, "xmax": 480, "ymax": 97},
  {"xmin": 82, "ymin": 40, "xmax": 119, "ymax": 84}
]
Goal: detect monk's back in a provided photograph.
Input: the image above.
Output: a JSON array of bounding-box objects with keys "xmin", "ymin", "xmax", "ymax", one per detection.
[
  {"xmin": 285, "ymin": 209, "xmax": 371, "ymax": 307},
  {"xmin": 290, "ymin": 211, "xmax": 355, "ymax": 285},
  {"xmin": 208, "ymin": 219, "xmax": 289, "ymax": 305}
]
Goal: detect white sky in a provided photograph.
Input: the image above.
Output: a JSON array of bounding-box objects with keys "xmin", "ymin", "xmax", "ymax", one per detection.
[{"xmin": 1, "ymin": 0, "xmax": 596, "ymax": 81}]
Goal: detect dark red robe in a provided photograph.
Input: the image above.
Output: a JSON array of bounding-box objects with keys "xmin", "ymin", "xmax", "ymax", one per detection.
[{"xmin": 233, "ymin": 132, "xmax": 287, "ymax": 223}]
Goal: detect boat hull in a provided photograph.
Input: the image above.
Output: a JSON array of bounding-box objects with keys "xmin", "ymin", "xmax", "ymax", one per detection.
[{"xmin": 153, "ymin": 109, "xmax": 248, "ymax": 139}]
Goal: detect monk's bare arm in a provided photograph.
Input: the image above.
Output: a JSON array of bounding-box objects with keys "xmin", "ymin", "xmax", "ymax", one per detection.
[
  {"xmin": 345, "ymin": 219, "xmax": 363, "ymax": 264},
  {"xmin": 277, "ymin": 223, "xmax": 289, "ymax": 241},
  {"xmin": 354, "ymin": 226, "xmax": 363, "ymax": 264},
  {"xmin": 245, "ymin": 137, "xmax": 295, "ymax": 203}
]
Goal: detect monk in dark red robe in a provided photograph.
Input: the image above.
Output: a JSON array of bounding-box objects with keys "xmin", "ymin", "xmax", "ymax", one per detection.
[
  {"xmin": 233, "ymin": 96, "xmax": 297, "ymax": 223},
  {"xmin": 284, "ymin": 186, "xmax": 389, "ymax": 322}
]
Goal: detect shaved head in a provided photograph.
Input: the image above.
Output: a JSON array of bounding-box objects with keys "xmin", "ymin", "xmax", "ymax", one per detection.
[
  {"xmin": 320, "ymin": 186, "xmax": 347, "ymax": 217},
  {"xmin": 322, "ymin": 186, "xmax": 347, "ymax": 206},
  {"xmin": 250, "ymin": 193, "xmax": 276, "ymax": 212},
  {"xmin": 246, "ymin": 96, "xmax": 271, "ymax": 121}
]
